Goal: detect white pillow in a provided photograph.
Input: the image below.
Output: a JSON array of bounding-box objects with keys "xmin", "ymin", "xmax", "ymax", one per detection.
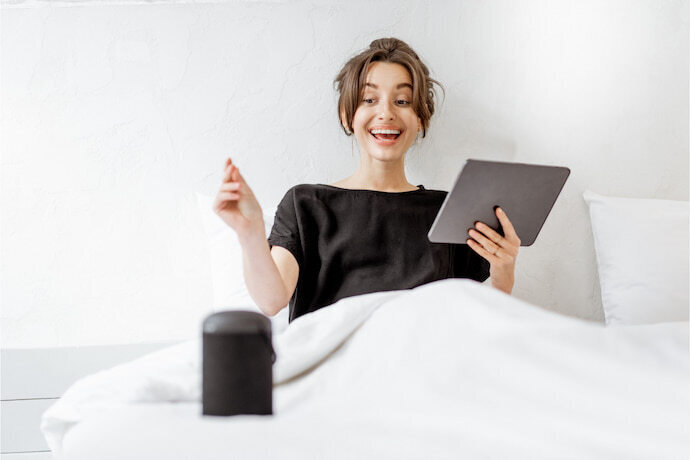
[
  {"xmin": 583, "ymin": 190, "xmax": 689, "ymax": 326},
  {"xmin": 195, "ymin": 192, "xmax": 289, "ymax": 334}
]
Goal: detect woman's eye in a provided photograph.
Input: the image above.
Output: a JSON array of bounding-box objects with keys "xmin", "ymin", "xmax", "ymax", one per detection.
[{"xmin": 361, "ymin": 98, "xmax": 410, "ymax": 105}]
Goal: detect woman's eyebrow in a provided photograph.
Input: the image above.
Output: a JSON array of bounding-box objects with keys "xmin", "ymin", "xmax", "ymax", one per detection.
[{"xmin": 365, "ymin": 82, "xmax": 413, "ymax": 90}]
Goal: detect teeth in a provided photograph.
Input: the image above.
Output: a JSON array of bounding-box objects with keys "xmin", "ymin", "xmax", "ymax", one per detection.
[{"xmin": 370, "ymin": 129, "xmax": 401, "ymax": 135}]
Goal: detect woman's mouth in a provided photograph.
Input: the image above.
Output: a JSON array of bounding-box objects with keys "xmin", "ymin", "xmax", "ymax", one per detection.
[{"xmin": 369, "ymin": 129, "xmax": 402, "ymax": 146}]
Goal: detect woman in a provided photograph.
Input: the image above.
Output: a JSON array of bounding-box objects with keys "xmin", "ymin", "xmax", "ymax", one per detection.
[{"xmin": 213, "ymin": 38, "xmax": 520, "ymax": 323}]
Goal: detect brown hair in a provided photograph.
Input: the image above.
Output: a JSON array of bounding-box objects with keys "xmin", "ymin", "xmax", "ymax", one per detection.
[{"xmin": 333, "ymin": 37, "xmax": 444, "ymax": 139}]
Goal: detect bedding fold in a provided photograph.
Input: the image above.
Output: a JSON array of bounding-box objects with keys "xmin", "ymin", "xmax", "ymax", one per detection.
[{"xmin": 40, "ymin": 289, "xmax": 401, "ymax": 455}]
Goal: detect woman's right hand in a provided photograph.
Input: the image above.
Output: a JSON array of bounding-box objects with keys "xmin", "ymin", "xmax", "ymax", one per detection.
[{"xmin": 213, "ymin": 157, "xmax": 265, "ymax": 242}]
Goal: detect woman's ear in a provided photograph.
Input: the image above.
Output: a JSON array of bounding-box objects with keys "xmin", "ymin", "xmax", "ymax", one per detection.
[{"xmin": 340, "ymin": 109, "xmax": 351, "ymax": 133}]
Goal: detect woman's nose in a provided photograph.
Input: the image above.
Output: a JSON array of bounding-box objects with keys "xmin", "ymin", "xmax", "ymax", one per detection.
[{"xmin": 377, "ymin": 100, "xmax": 395, "ymax": 119}]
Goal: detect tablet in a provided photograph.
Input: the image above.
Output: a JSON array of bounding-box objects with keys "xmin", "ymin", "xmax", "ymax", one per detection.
[{"xmin": 427, "ymin": 159, "xmax": 570, "ymax": 246}]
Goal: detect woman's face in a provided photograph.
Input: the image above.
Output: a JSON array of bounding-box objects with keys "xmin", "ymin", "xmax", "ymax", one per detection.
[{"xmin": 346, "ymin": 62, "xmax": 422, "ymax": 163}]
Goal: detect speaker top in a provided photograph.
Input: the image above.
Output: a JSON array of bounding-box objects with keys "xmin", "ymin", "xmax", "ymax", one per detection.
[{"xmin": 203, "ymin": 310, "xmax": 272, "ymax": 335}]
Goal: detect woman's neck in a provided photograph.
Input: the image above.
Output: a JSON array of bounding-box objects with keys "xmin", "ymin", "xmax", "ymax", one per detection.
[{"xmin": 333, "ymin": 158, "xmax": 417, "ymax": 192}]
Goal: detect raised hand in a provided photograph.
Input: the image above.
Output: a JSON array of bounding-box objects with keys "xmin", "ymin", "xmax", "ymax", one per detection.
[{"xmin": 212, "ymin": 157, "xmax": 265, "ymax": 243}]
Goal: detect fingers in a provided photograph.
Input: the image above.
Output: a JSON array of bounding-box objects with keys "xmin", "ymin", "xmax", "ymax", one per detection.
[
  {"xmin": 495, "ymin": 207, "xmax": 521, "ymax": 245},
  {"xmin": 218, "ymin": 158, "xmax": 244, "ymax": 203},
  {"xmin": 468, "ymin": 228, "xmax": 499, "ymax": 254},
  {"xmin": 219, "ymin": 182, "xmax": 241, "ymax": 192},
  {"xmin": 222, "ymin": 162, "xmax": 245, "ymax": 185},
  {"xmin": 223, "ymin": 158, "xmax": 232, "ymax": 182},
  {"xmin": 470, "ymin": 216, "xmax": 519, "ymax": 258},
  {"xmin": 231, "ymin": 166, "xmax": 243, "ymax": 183},
  {"xmin": 216, "ymin": 191, "xmax": 240, "ymax": 202},
  {"xmin": 473, "ymin": 221, "xmax": 503, "ymax": 245},
  {"xmin": 466, "ymin": 238, "xmax": 496, "ymax": 263},
  {"xmin": 222, "ymin": 160, "xmax": 233, "ymax": 182},
  {"xmin": 468, "ymin": 209, "xmax": 521, "ymax": 285}
]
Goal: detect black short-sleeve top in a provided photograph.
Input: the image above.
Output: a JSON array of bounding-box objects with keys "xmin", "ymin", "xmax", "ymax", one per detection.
[{"xmin": 267, "ymin": 184, "xmax": 490, "ymax": 323}]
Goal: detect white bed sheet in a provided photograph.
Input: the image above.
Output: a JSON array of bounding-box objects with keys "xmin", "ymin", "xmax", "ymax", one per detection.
[{"xmin": 43, "ymin": 279, "xmax": 689, "ymax": 460}]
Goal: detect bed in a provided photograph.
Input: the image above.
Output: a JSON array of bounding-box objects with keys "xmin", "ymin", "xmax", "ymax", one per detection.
[{"xmin": 40, "ymin": 191, "xmax": 689, "ymax": 459}]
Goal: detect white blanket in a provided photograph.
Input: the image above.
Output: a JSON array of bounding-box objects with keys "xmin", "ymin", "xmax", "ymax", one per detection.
[{"xmin": 41, "ymin": 279, "xmax": 689, "ymax": 459}]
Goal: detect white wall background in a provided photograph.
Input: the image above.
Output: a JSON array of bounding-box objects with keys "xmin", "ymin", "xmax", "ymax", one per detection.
[{"xmin": 1, "ymin": 0, "xmax": 687, "ymax": 348}]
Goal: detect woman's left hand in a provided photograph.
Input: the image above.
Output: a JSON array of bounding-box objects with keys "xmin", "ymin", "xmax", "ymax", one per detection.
[{"xmin": 466, "ymin": 207, "xmax": 521, "ymax": 295}]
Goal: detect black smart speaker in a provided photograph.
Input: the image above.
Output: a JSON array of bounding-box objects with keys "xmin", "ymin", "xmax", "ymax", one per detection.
[{"xmin": 202, "ymin": 310, "xmax": 276, "ymax": 416}]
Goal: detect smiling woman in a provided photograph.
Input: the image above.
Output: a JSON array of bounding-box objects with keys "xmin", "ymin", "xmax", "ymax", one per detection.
[
  {"xmin": 334, "ymin": 37, "xmax": 443, "ymax": 141},
  {"xmin": 213, "ymin": 37, "xmax": 517, "ymax": 323},
  {"xmin": 325, "ymin": 39, "xmax": 445, "ymax": 193},
  {"xmin": 341, "ymin": 62, "xmax": 421, "ymax": 163}
]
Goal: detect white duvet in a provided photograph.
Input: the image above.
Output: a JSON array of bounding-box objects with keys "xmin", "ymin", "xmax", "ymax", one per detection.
[{"xmin": 42, "ymin": 279, "xmax": 689, "ymax": 459}]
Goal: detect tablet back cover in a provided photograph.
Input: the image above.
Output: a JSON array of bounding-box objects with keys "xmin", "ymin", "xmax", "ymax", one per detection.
[{"xmin": 428, "ymin": 159, "xmax": 570, "ymax": 246}]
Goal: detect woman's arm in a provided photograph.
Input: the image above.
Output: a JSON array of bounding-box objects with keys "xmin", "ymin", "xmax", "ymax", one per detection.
[
  {"xmin": 213, "ymin": 157, "xmax": 298, "ymax": 315},
  {"xmin": 238, "ymin": 234, "xmax": 299, "ymax": 316}
]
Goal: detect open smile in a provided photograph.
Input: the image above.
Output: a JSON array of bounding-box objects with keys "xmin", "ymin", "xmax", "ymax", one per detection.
[{"xmin": 369, "ymin": 128, "xmax": 403, "ymax": 146}]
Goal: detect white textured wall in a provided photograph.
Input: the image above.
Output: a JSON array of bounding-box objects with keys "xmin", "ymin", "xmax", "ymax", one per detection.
[{"xmin": 1, "ymin": 0, "xmax": 687, "ymax": 348}]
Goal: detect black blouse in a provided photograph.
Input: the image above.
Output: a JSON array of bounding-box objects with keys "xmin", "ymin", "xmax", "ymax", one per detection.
[{"xmin": 267, "ymin": 184, "xmax": 490, "ymax": 322}]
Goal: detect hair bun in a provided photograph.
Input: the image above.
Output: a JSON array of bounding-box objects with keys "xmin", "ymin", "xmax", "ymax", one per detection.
[
  {"xmin": 369, "ymin": 38, "xmax": 420, "ymax": 61},
  {"xmin": 369, "ymin": 37, "xmax": 397, "ymax": 50}
]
